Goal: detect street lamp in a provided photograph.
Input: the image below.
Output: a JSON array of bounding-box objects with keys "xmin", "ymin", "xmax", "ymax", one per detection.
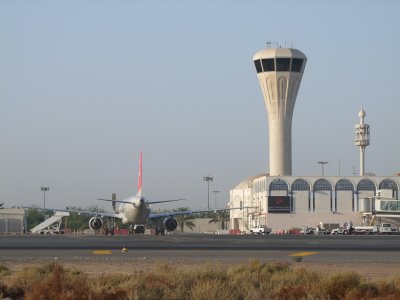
[
  {"xmin": 212, "ymin": 190, "xmax": 220, "ymax": 209},
  {"xmin": 40, "ymin": 186, "xmax": 50, "ymax": 208},
  {"xmin": 317, "ymin": 161, "xmax": 328, "ymax": 176},
  {"xmin": 203, "ymin": 176, "xmax": 213, "ymax": 209}
]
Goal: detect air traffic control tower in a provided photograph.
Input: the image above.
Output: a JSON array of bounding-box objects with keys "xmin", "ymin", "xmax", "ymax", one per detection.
[{"xmin": 253, "ymin": 47, "xmax": 307, "ymax": 176}]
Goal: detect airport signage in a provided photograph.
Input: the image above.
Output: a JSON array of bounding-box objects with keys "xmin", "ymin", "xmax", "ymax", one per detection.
[{"xmin": 268, "ymin": 196, "xmax": 291, "ymax": 213}]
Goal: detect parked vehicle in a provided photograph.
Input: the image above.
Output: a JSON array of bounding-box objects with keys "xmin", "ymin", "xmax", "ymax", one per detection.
[
  {"xmin": 379, "ymin": 223, "xmax": 399, "ymax": 234},
  {"xmin": 288, "ymin": 227, "xmax": 301, "ymax": 235},
  {"xmin": 249, "ymin": 225, "xmax": 272, "ymax": 235},
  {"xmin": 331, "ymin": 222, "xmax": 399, "ymax": 235},
  {"xmin": 39, "ymin": 229, "xmax": 65, "ymax": 234},
  {"xmin": 316, "ymin": 222, "xmax": 340, "ymax": 235},
  {"xmin": 300, "ymin": 226, "xmax": 315, "ymax": 234}
]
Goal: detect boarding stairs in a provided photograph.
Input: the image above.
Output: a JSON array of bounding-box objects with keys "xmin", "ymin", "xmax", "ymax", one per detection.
[{"xmin": 30, "ymin": 211, "xmax": 70, "ymax": 234}]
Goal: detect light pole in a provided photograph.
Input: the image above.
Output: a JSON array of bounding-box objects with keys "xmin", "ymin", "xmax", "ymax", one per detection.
[
  {"xmin": 212, "ymin": 190, "xmax": 220, "ymax": 209},
  {"xmin": 41, "ymin": 186, "xmax": 49, "ymax": 208},
  {"xmin": 317, "ymin": 162, "xmax": 328, "ymax": 176},
  {"xmin": 203, "ymin": 176, "xmax": 213, "ymax": 209}
]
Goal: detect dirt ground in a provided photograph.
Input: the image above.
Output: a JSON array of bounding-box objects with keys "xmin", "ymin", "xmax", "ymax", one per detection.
[
  {"xmin": 3, "ymin": 259, "xmax": 400, "ymax": 282},
  {"xmin": 292, "ymin": 262, "xmax": 400, "ymax": 281}
]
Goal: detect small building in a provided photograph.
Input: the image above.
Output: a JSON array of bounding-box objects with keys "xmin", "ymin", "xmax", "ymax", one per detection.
[
  {"xmin": 175, "ymin": 218, "xmax": 230, "ymax": 234},
  {"xmin": 0, "ymin": 208, "xmax": 27, "ymax": 234}
]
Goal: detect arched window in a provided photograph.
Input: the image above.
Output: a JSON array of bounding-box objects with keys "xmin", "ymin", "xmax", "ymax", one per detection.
[
  {"xmin": 379, "ymin": 179, "xmax": 399, "ymax": 199},
  {"xmin": 269, "ymin": 178, "xmax": 289, "ymax": 191},
  {"xmin": 314, "ymin": 179, "xmax": 333, "ymax": 191},
  {"xmin": 292, "ymin": 179, "xmax": 310, "ymax": 191},
  {"xmin": 335, "ymin": 179, "xmax": 355, "ymax": 212},
  {"xmin": 357, "ymin": 179, "xmax": 376, "ymax": 191},
  {"xmin": 313, "ymin": 179, "xmax": 333, "ymax": 212},
  {"xmin": 335, "ymin": 179, "xmax": 354, "ymax": 191},
  {"xmin": 292, "ymin": 179, "xmax": 311, "ymax": 212},
  {"xmin": 356, "ymin": 178, "xmax": 376, "ymax": 211},
  {"xmin": 269, "ymin": 178, "xmax": 289, "ymax": 211}
]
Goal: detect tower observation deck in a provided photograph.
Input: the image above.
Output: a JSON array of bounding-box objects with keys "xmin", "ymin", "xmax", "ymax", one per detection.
[{"xmin": 253, "ymin": 48, "xmax": 307, "ymax": 176}]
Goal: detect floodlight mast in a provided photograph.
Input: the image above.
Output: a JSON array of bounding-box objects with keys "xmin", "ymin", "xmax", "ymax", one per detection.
[
  {"xmin": 40, "ymin": 186, "xmax": 50, "ymax": 208},
  {"xmin": 203, "ymin": 176, "xmax": 213, "ymax": 209},
  {"xmin": 317, "ymin": 161, "xmax": 328, "ymax": 176}
]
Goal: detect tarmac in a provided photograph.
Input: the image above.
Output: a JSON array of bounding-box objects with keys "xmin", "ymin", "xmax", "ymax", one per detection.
[{"xmin": 1, "ymin": 234, "xmax": 400, "ymax": 263}]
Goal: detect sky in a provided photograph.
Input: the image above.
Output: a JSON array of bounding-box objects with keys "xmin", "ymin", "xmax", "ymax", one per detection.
[{"xmin": 1, "ymin": 1, "xmax": 399, "ymax": 211}]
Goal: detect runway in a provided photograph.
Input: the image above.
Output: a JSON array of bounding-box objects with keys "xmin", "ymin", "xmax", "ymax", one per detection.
[{"xmin": 1, "ymin": 234, "xmax": 400, "ymax": 263}]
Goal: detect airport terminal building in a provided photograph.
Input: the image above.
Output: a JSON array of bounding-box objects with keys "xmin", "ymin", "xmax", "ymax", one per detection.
[
  {"xmin": 229, "ymin": 46, "xmax": 399, "ymax": 232},
  {"xmin": 229, "ymin": 175, "xmax": 400, "ymax": 232}
]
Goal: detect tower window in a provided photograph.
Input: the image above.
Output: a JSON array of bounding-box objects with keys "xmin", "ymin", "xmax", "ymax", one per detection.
[
  {"xmin": 261, "ymin": 59, "xmax": 275, "ymax": 72},
  {"xmin": 254, "ymin": 60, "xmax": 262, "ymax": 73},
  {"xmin": 276, "ymin": 58, "xmax": 291, "ymax": 71},
  {"xmin": 291, "ymin": 58, "xmax": 303, "ymax": 72}
]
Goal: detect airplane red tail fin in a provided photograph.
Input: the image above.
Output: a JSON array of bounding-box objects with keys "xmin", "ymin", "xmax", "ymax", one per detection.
[{"xmin": 137, "ymin": 152, "xmax": 142, "ymax": 196}]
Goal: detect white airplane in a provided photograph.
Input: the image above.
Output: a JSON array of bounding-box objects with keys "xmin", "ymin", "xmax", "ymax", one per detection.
[{"xmin": 27, "ymin": 152, "xmax": 223, "ymax": 234}]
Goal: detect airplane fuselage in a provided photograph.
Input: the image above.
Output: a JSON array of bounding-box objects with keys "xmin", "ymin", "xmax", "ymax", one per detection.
[{"xmin": 119, "ymin": 196, "xmax": 150, "ymax": 224}]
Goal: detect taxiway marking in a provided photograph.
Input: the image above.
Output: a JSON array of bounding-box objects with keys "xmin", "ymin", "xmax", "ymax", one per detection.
[
  {"xmin": 92, "ymin": 250, "xmax": 112, "ymax": 255},
  {"xmin": 289, "ymin": 251, "xmax": 318, "ymax": 257}
]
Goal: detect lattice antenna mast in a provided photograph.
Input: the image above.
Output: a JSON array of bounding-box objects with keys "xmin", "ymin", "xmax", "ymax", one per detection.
[{"xmin": 354, "ymin": 107, "xmax": 370, "ymax": 176}]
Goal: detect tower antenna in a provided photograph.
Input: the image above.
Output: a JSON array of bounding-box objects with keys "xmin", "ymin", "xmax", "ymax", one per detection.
[{"xmin": 354, "ymin": 107, "xmax": 370, "ymax": 176}]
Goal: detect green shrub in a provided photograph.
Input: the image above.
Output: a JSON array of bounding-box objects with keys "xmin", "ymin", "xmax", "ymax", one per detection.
[
  {"xmin": 0, "ymin": 261, "xmax": 400, "ymax": 299},
  {"xmin": 24, "ymin": 263, "xmax": 90, "ymax": 300},
  {"xmin": 191, "ymin": 279, "xmax": 238, "ymax": 300},
  {"xmin": 345, "ymin": 282, "xmax": 379, "ymax": 300},
  {"xmin": 292, "ymin": 256, "xmax": 303, "ymax": 262},
  {"xmin": 0, "ymin": 264, "xmax": 9, "ymax": 273},
  {"xmin": 317, "ymin": 272, "xmax": 362, "ymax": 300},
  {"xmin": 376, "ymin": 279, "xmax": 400, "ymax": 299},
  {"xmin": 0, "ymin": 264, "xmax": 10, "ymax": 279}
]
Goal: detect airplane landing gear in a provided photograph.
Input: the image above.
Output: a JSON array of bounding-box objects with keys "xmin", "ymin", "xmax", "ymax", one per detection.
[
  {"xmin": 134, "ymin": 225, "xmax": 145, "ymax": 234},
  {"xmin": 155, "ymin": 228, "xmax": 165, "ymax": 235}
]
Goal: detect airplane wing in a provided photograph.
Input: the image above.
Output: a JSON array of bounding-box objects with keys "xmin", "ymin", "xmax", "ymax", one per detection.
[
  {"xmin": 21, "ymin": 207, "xmax": 122, "ymax": 219},
  {"xmin": 97, "ymin": 198, "xmax": 131, "ymax": 204},
  {"xmin": 147, "ymin": 199, "xmax": 185, "ymax": 205},
  {"xmin": 148, "ymin": 207, "xmax": 240, "ymax": 219},
  {"xmin": 97, "ymin": 198, "xmax": 185, "ymax": 205}
]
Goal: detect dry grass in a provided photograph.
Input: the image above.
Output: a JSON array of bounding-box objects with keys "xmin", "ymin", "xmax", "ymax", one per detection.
[{"xmin": 1, "ymin": 261, "xmax": 400, "ymax": 299}]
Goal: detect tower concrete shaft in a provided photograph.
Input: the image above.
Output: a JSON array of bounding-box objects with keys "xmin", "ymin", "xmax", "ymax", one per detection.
[
  {"xmin": 253, "ymin": 48, "xmax": 307, "ymax": 176},
  {"xmin": 354, "ymin": 107, "xmax": 370, "ymax": 176}
]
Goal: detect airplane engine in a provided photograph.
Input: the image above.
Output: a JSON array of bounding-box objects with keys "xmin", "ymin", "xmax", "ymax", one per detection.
[
  {"xmin": 163, "ymin": 218, "xmax": 178, "ymax": 232},
  {"xmin": 89, "ymin": 217, "xmax": 103, "ymax": 230}
]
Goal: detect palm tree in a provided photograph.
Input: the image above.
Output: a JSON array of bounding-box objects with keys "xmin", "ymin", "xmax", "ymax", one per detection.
[
  {"xmin": 208, "ymin": 210, "xmax": 230, "ymax": 230},
  {"xmin": 26, "ymin": 208, "xmax": 46, "ymax": 230},
  {"xmin": 64, "ymin": 205, "xmax": 105, "ymax": 230},
  {"xmin": 146, "ymin": 208, "xmax": 172, "ymax": 230},
  {"xmin": 174, "ymin": 207, "xmax": 196, "ymax": 232}
]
